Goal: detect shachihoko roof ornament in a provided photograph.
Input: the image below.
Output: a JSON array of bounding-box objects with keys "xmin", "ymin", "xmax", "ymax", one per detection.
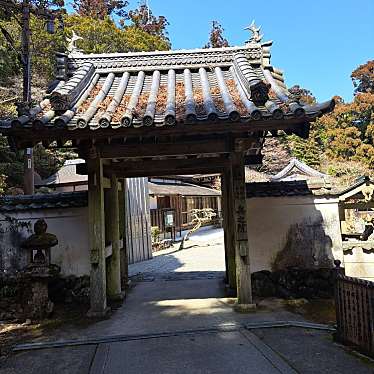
[
  {"xmin": 245, "ymin": 21, "xmax": 263, "ymax": 44},
  {"xmin": 66, "ymin": 30, "xmax": 83, "ymax": 56},
  {"xmin": 0, "ymin": 23, "xmax": 335, "ymax": 148}
]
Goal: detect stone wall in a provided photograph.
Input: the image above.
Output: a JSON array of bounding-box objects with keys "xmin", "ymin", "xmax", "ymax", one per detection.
[{"xmin": 251, "ymin": 268, "xmax": 338, "ymax": 299}]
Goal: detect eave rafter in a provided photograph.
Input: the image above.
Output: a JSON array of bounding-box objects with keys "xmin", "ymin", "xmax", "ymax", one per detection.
[{"xmin": 5, "ymin": 117, "xmax": 310, "ymax": 150}]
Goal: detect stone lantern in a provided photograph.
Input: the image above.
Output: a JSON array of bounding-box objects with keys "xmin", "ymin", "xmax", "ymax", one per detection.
[{"xmin": 21, "ymin": 219, "xmax": 60, "ymax": 319}]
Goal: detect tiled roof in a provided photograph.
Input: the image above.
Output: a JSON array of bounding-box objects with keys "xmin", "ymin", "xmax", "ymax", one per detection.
[
  {"xmin": 246, "ymin": 180, "xmax": 337, "ymax": 198},
  {"xmin": 0, "ymin": 192, "xmax": 88, "ymax": 212},
  {"xmin": 271, "ymin": 158, "xmax": 328, "ymax": 181},
  {"xmin": 37, "ymin": 159, "xmax": 88, "ymax": 186},
  {"xmin": 0, "ymin": 24, "xmax": 334, "ymax": 132}
]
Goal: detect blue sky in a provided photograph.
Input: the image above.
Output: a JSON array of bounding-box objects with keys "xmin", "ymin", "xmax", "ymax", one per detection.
[{"xmin": 66, "ymin": 0, "xmax": 374, "ymax": 102}]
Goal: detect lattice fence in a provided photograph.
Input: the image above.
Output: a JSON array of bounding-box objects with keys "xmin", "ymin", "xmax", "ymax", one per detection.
[{"xmin": 335, "ymin": 275, "xmax": 374, "ymax": 358}]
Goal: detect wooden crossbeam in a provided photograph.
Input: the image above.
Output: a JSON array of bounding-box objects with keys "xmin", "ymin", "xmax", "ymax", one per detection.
[
  {"xmin": 98, "ymin": 139, "xmax": 230, "ymax": 159},
  {"xmin": 104, "ymin": 156, "xmax": 229, "ymax": 178}
]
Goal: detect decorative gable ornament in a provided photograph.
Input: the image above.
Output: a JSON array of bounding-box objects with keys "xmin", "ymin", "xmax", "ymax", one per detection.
[
  {"xmin": 67, "ymin": 31, "xmax": 84, "ymax": 56},
  {"xmin": 245, "ymin": 21, "xmax": 263, "ymax": 44}
]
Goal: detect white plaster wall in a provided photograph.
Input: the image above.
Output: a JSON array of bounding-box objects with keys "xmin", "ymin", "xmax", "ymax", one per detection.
[
  {"xmin": 343, "ymin": 245, "xmax": 374, "ymax": 281},
  {"xmin": 0, "ymin": 207, "xmax": 90, "ymax": 276},
  {"xmin": 246, "ymin": 196, "xmax": 343, "ymax": 273}
]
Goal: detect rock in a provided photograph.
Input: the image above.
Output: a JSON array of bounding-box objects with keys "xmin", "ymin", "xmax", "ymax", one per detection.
[
  {"xmin": 24, "ymin": 318, "xmax": 32, "ymax": 325},
  {"xmin": 284, "ymin": 298, "xmax": 309, "ymax": 307}
]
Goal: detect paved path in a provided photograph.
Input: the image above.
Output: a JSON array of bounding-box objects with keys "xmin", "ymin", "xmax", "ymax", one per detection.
[
  {"xmin": 1, "ymin": 228, "xmax": 373, "ymax": 373},
  {"xmin": 129, "ymin": 227, "xmax": 226, "ymax": 277}
]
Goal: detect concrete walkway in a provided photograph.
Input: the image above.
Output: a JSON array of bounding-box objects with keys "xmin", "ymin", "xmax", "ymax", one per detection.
[{"xmin": 1, "ymin": 228, "xmax": 373, "ymax": 373}]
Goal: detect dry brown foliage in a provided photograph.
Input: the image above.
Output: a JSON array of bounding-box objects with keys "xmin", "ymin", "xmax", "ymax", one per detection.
[
  {"xmin": 95, "ymin": 95, "xmax": 113, "ymax": 118},
  {"xmin": 268, "ymin": 88, "xmax": 277, "ymax": 99},
  {"xmin": 210, "ymin": 86, "xmax": 225, "ymax": 113},
  {"xmin": 112, "ymin": 94, "xmax": 131, "ymax": 122},
  {"xmin": 35, "ymin": 102, "xmax": 52, "ymax": 119},
  {"xmin": 77, "ymin": 84, "xmax": 102, "ymax": 114},
  {"xmin": 193, "ymin": 88, "xmax": 206, "ymax": 115},
  {"xmin": 156, "ymin": 84, "xmax": 168, "ymax": 114},
  {"xmin": 226, "ymin": 79, "xmax": 248, "ymax": 115},
  {"xmin": 133, "ymin": 92, "xmax": 150, "ymax": 119},
  {"xmin": 175, "ymin": 82, "xmax": 185, "ymax": 120}
]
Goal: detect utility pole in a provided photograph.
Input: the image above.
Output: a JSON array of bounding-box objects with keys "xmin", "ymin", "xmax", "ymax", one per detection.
[
  {"xmin": 21, "ymin": 0, "xmax": 34, "ymax": 195},
  {"xmin": 0, "ymin": 0, "xmax": 63, "ymax": 194}
]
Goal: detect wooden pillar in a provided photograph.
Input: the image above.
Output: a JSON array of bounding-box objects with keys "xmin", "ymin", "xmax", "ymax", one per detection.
[
  {"xmin": 231, "ymin": 152, "xmax": 255, "ymax": 310},
  {"xmin": 221, "ymin": 169, "xmax": 236, "ymax": 291},
  {"xmin": 87, "ymin": 157, "xmax": 109, "ymax": 317},
  {"xmin": 106, "ymin": 174, "xmax": 123, "ymax": 300},
  {"xmin": 120, "ymin": 179, "xmax": 129, "ymax": 287}
]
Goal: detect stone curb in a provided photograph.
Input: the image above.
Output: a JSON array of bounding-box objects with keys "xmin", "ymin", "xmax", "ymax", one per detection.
[{"xmin": 12, "ymin": 320, "xmax": 335, "ymax": 352}]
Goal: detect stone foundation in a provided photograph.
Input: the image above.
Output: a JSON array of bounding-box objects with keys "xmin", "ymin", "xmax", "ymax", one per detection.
[
  {"xmin": 252, "ymin": 268, "xmax": 337, "ymax": 299},
  {"xmin": 0, "ymin": 273, "xmax": 90, "ymax": 321},
  {"xmin": 49, "ymin": 275, "xmax": 90, "ymax": 305}
]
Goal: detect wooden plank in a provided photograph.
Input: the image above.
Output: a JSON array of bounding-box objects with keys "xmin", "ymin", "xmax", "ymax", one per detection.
[
  {"xmin": 87, "ymin": 157, "xmax": 109, "ymax": 317},
  {"xmin": 106, "ymin": 173, "xmax": 122, "ymax": 299},
  {"xmin": 143, "ymin": 177, "xmax": 152, "ymax": 260},
  {"xmin": 125, "ymin": 179, "xmax": 134, "ymax": 264},
  {"xmin": 119, "ymin": 179, "xmax": 129, "ymax": 285}
]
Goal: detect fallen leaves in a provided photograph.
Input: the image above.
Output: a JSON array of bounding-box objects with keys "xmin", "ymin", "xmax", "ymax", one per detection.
[
  {"xmin": 226, "ymin": 79, "xmax": 248, "ymax": 115},
  {"xmin": 210, "ymin": 86, "xmax": 225, "ymax": 113},
  {"xmin": 155, "ymin": 84, "xmax": 168, "ymax": 115},
  {"xmin": 95, "ymin": 95, "xmax": 114, "ymax": 119},
  {"xmin": 77, "ymin": 84, "xmax": 102, "ymax": 114},
  {"xmin": 193, "ymin": 87, "xmax": 206, "ymax": 115},
  {"xmin": 112, "ymin": 94, "xmax": 131, "ymax": 122},
  {"xmin": 133, "ymin": 91, "xmax": 150, "ymax": 119},
  {"xmin": 175, "ymin": 82, "xmax": 185, "ymax": 120}
]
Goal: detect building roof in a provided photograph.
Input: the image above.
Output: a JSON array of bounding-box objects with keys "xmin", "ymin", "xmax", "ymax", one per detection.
[
  {"xmin": 270, "ymin": 158, "xmax": 328, "ymax": 182},
  {"xmin": 0, "ymin": 191, "xmax": 88, "ymax": 212},
  {"xmin": 149, "ymin": 181, "xmax": 221, "ymax": 197},
  {"xmin": 246, "ymin": 180, "xmax": 335, "ymax": 198},
  {"xmin": 37, "ymin": 159, "xmax": 87, "ymax": 186},
  {"xmin": 338, "ymin": 176, "xmax": 374, "ymax": 201},
  {"xmin": 245, "ymin": 167, "xmax": 271, "ymax": 183},
  {"xmin": 0, "ymin": 23, "xmax": 334, "ymax": 145}
]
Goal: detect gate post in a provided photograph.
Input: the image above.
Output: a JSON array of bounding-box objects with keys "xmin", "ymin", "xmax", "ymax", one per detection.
[
  {"xmin": 221, "ymin": 168, "xmax": 237, "ymax": 291},
  {"xmin": 231, "ymin": 152, "xmax": 255, "ymax": 311},
  {"xmin": 107, "ymin": 173, "xmax": 123, "ymax": 300},
  {"xmin": 87, "ymin": 157, "xmax": 109, "ymax": 317}
]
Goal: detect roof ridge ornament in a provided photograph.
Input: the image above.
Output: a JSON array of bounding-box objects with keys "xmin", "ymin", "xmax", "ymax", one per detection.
[
  {"xmin": 245, "ymin": 20, "xmax": 263, "ymax": 44},
  {"xmin": 67, "ymin": 31, "xmax": 84, "ymax": 56}
]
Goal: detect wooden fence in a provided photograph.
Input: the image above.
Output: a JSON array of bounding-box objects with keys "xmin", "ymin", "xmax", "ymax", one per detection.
[{"xmin": 335, "ymin": 274, "xmax": 374, "ymax": 358}]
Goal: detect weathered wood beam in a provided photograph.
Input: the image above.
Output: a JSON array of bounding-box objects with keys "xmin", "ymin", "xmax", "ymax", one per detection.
[
  {"xmin": 231, "ymin": 152, "xmax": 256, "ymax": 311},
  {"xmin": 104, "ymin": 156, "xmax": 229, "ymax": 178},
  {"xmin": 98, "ymin": 139, "xmax": 230, "ymax": 159},
  {"xmin": 106, "ymin": 174, "xmax": 123, "ymax": 301},
  {"xmin": 87, "ymin": 158, "xmax": 109, "ymax": 317}
]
